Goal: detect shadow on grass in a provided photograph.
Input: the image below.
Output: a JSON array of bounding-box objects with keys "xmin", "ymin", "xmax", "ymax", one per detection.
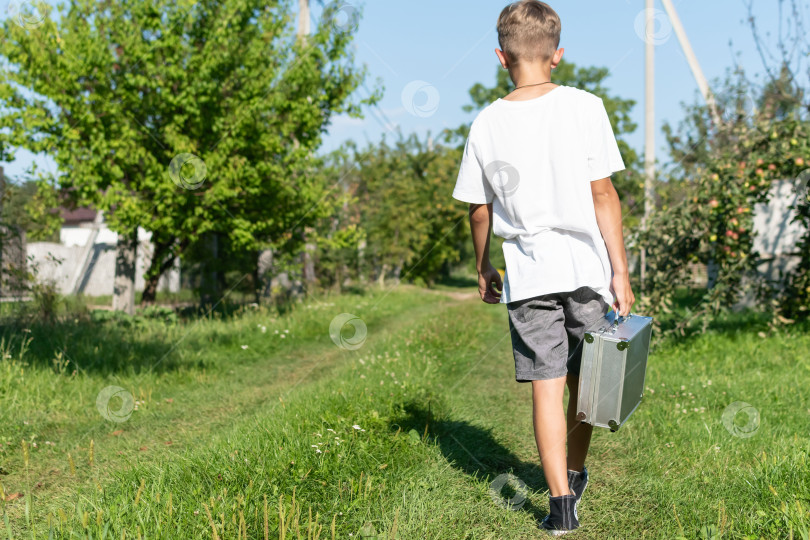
[
  {"xmin": 0, "ymin": 286, "xmax": 373, "ymax": 376},
  {"xmin": 0, "ymin": 317, "xmax": 192, "ymax": 375},
  {"xmin": 391, "ymin": 401, "xmax": 551, "ymax": 525}
]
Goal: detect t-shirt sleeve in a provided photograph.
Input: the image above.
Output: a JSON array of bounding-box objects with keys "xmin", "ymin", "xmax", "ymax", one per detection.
[
  {"xmin": 452, "ymin": 128, "xmax": 495, "ymax": 204},
  {"xmin": 587, "ymin": 98, "xmax": 626, "ymax": 182}
]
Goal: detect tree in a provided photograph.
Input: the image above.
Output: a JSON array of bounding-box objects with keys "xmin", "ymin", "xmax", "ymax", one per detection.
[
  {"xmin": 0, "ymin": 0, "xmax": 380, "ymax": 310},
  {"xmin": 321, "ymin": 131, "xmax": 469, "ymax": 289},
  {"xmin": 643, "ymin": 8, "xmax": 810, "ymax": 335},
  {"xmin": 0, "ymin": 170, "xmax": 60, "ymax": 243}
]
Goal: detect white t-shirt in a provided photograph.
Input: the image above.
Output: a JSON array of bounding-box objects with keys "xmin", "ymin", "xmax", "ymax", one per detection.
[{"xmin": 451, "ymin": 85, "xmax": 626, "ymax": 308}]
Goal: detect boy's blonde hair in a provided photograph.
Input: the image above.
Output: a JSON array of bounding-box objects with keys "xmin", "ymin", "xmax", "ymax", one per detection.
[{"xmin": 497, "ymin": 1, "xmax": 561, "ymax": 65}]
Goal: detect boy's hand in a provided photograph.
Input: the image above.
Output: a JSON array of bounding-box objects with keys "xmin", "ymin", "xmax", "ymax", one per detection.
[
  {"xmin": 610, "ymin": 270, "xmax": 635, "ymax": 317},
  {"xmin": 478, "ymin": 263, "xmax": 503, "ymax": 304}
]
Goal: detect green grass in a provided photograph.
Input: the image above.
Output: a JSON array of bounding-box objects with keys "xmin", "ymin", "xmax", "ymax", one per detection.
[{"xmin": 0, "ymin": 283, "xmax": 808, "ymax": 538}]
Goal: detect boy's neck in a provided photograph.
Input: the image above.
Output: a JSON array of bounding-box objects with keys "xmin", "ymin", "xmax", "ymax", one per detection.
[
  {"xmin": 505, "ymin": 66, "xmax": 557, "ymax": 100},
  {"xmin": 510, "ymin": 68, "xmax": 553, "ymax": 88}
]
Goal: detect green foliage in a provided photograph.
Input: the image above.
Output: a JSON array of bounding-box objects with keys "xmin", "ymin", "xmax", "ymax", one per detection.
[
  {"xmin": 0, "ymin": 0, "xmax": 380, "ymax": 300},
  {"xmin": 639, "ymin": 65, "xmax": 810, "ymax": 335},
  {"xmin": 0, "ymin": 170, "xmax": 61, "ymax": 242},
  {"xmin": 4, "ymin": 252, "xmax": 63, "ymax": 325},
  {"xmin": 333, "ymin": 131, "xmax": 469, "ymax": 288}
]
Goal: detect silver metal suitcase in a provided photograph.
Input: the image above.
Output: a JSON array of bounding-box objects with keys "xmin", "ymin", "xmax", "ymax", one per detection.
[{"xmin": 576, "ymin": 310, "xmax": 653, "ymax": 432}]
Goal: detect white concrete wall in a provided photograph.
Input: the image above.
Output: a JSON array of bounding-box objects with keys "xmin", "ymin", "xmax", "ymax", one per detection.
[
  {"xmin": 752, "ymin": 178, "xmax": 806, "ymax": 257},
  {"xmin": 28, "ymin": 225, "xmax": 180, "ymax": 297}
]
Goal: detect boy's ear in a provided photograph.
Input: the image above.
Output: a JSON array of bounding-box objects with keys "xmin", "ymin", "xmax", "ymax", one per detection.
[
  {"xmin": 495, "ymin": 48, "xmax": 510, "ymax": 69},
  {"xmin": 551, "ymin": 48, "xmax": 564, "ymax": 69}
]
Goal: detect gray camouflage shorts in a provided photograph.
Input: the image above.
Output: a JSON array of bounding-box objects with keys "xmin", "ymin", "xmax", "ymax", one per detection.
[{"xmin": 507, "ymin": 285, "xmax": 610, "ymax": 382}]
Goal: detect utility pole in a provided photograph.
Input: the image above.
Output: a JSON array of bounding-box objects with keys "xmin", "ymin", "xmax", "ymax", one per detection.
[
  {"xmin": 298, "ymin": 0, "xmax": 310, "ymax": 37},
  {"xmin": 660, "ymin": 0, "xmax": 722, "ymax": 127},
  {"xmin": 298, "ymin": 0, "xmax": 317, "ymax": 290},
  {"xmin": 641, "ymin": 0, "xmax": 655, "ymax": 294},
  {"xmin": 639, "ymin": 0, "xmax": 721, "ymax": 295}
]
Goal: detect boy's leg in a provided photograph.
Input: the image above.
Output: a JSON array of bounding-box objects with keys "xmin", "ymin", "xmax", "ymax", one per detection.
[
  {"xmin": 531, "ymin": 376, "xmax": 575, "ymax": 497},
  {"xmin": 562, "ymin": 286, "xmax": 608, "ymax": 471},
  {"xmin": 565, "ymin": 374, "xmax": 593, "ymax": 471}
]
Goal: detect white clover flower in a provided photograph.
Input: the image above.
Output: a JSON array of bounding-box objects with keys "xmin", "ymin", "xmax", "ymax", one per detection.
[
  {"xmin": 241, "ymin": 345, "xmax": 249, "ymax": 350},
  {"xmin": 280, "ymin": 334, "xmax": 286, "ymax": 339},
  {"xmin": 352, "ymin": 425, "xmax": 362, "ymax": 430}
]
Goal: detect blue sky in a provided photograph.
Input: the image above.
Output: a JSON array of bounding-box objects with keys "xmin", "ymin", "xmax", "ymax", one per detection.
[
  {"xmin": 318, "ymin": 0, "xmax": 794, "ymax": 160},
  {"xmin": 0, "ymin": 0, "xmax": 801, "ymax": 181}
]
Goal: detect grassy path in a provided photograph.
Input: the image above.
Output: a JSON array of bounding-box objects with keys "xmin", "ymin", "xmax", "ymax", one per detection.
[{"xmin": 1, "ymin": 285, "xmax": 808, "ymax": 538}]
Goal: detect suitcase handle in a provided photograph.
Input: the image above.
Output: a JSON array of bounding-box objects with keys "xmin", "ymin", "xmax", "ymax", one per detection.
[
  {"xmin": 597, "ymin": 310, "xmax": 632, "ymax": 333},
  {"xmin": 609, "ymin": 311, "xmax": 631, "ymax": 330}
]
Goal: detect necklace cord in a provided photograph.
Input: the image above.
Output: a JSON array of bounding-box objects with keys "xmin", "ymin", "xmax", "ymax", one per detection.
[{"xmin": 512, "ymin": 80, "xmax": 553, "ymax": 91}]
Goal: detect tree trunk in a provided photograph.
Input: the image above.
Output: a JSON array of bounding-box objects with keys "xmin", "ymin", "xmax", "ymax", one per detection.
[
  {"xmin": 113, "ymin": 229, "xmax": 137, "ymax": 315},
  {"xmin": 302, "ymin": 226, "xmax": 316, "ymax": 288},
  {"xmin": 141, "ymin": 256, "xmax": 175, "ymax": 305},
  {"xmin": 252, "ymin": 251, "xmax": 262, "ymax": 305},
  {"xmin": 200, "ymin": 232, "xmax": 221, "ymax": 307},
  {"xmin": 142, "ymin": 273, "xmax": 160, "ymax": 306},
  {"xmin": 357, "ymin": 237, "xmax": 366, "ymax": 283},
  {"xmin": 257, "ymin": 248, "xmax": 274, "ymax": 301},
  {"xmin": 141, "ymin": 241, "xmax": 177, "ymax": 305}
]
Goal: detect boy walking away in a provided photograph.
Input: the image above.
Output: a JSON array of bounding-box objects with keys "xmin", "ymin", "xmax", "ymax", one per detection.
[{"xmin": 451, "ymin": 0, "xmax": 636, "ymax": 535}]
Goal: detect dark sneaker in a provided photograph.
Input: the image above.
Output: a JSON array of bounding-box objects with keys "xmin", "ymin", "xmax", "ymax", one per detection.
[
  {"xmin": 540, "ymin": 493, "xmax": 580, "ymax": 535},
  {"xmin": 567, "ymin": 467, "xmax": 589, "ymax": 502}
]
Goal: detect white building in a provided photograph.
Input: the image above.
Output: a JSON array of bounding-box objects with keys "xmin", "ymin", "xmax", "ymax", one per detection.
[{"xmin": 27, "ymin": 207, "xmax": 180, "ymax": 297}]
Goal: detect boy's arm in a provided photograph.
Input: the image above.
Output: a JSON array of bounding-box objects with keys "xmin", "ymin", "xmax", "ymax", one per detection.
[
  {"xmin": 469, "ymin": 203, "xmax": 502, "ymax": 304},
  {"xmin": 591, "ymin": 177, "xmax": 635, "ymax": 316}
]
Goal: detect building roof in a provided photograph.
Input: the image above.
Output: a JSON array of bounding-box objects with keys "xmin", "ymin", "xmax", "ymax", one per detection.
[{"xmin": 61, "ymin": 207, "xmax": 98, "ymax": 225}]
